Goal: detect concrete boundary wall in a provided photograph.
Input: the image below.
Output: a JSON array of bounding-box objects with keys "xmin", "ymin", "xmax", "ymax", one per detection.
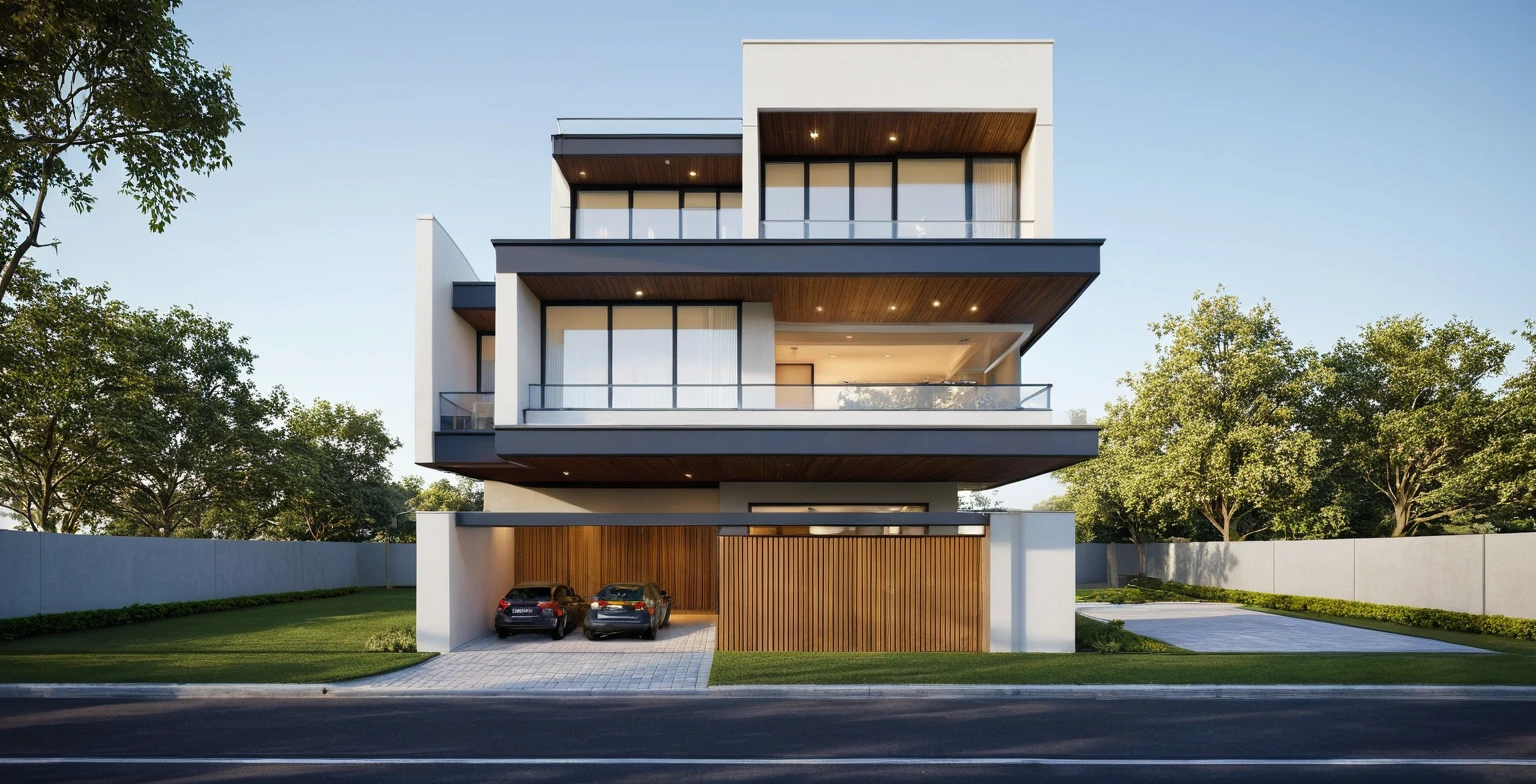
[
  {"xmin": 1089, "ymin": 532, "xmax": 1536, "ymax": 620},
  {"xmin": 0, "ymin": 529, "xmax": 416, "ymax": 619}
]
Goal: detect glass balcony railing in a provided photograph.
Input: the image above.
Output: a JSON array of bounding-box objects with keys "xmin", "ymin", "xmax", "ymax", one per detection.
[
  {"xmin": 554, "ymin": 117, "xmax": 743, "ymax": 136},
  {"xmin": 760, "ymin": 220, "xmax": 1034, "ymax": 239},
  {"xmin": 528, "ymin": 384, "xmax": 1050, "ymax": 412},
  {"xmin": 439, "ymin": 392, "xmax": 494, "ymax": 431}
]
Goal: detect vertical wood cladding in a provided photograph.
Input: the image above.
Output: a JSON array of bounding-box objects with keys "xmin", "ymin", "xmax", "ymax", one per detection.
[
  {"xmin": 717, "ymin": 535, "xmax": 987, "ymax": 652},
  {"xmin": 509, "ymin": 526, "xmax": 719, "ymax": 612}
]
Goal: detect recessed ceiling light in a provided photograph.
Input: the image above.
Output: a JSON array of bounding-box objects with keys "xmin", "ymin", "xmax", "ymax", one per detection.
[
  {"xmin": 845, "ymin": 335, "xmax": 853, "ymax": 339},
  {"xmin": 578, "ymin": 171, "xmax": 587, "ymax": 177},
  {"xmin": 664, "ymin": 159, "xmax": 671, "ymax": 164},
  {"xmin": 889, "ymin": 304, "xmax": 897, "ymax": 310},
  {"xmin": 689, "ymin": 171, "xmax": 697, "ymax": 177},
  {"xmin": 932, "ymin": 300, "xmax": 941, "ymax": 307},
  {"xmin": 884, "ymin": 354, "xmax": 892, "ymax": 358},
  {"xmin": 888, "ymin": 134, "xmax": 897, "ymax": 142},
  {"xmin": 562, "ymin": 471, "xmax": 570, "ymax": 476},
  {"xmin": 829, "ymin": 354, "xmax": 837, "ymax": 358},
  {"xmin": 809, "ymin": 130, "xmax": 819, "ymax": 140},
  {"xmin": 685, "ymin": 473, "xmax": 693, "ymax": 478},
  {"xmin": 815, "ymin": 306, "xmax": 823, "ymax": 312},
  {"xmin": 970, "ymin": 305, "xmax": 979, "ymax": 311},
  {"xmin": 634, "ymin": 290, "xmax": 644, "ymax": 297}
]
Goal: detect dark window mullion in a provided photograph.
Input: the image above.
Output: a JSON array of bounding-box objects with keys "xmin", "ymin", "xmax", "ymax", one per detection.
[
  {"xmin": 672, "ymin": 306, "xmax": 678, "ymax": 409},
  {"xmin": 607, "ymin": 305, "xmax": 613, "ymax": 409}
]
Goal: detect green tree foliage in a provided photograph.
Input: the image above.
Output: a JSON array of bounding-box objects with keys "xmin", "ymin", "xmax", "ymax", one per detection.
[
  {"xmin": 105, "ymin": 308, "xmax": 285, "ymax": 537},
  {"xmin": 1314, "ymin": 316, "xmax": 1510, "ymax": 536},
  {"xmin": 1122, "ymin": 290, "xmax": 1326, "ymax": 541},
  {"xmin": 401, "ymin": 475, "xmax": 484, "ymax": 513},
  {"xmin": 958, "ymin": 490, "xmax": 1001, "ymax": 511},
  {"xmin": 1437, "ymin": 321, "xmax": 1534, "ymax": 531},
  {"xmin": 0, "ymin": 264, "xmax": 134, "ymax": 531},
  {"xmin": 0, "ymin": 0, "xmax": 242, "ymax": 304},
  {"xmin": 1056, "ymin": 402, "xmax": 1182, "ymax": 571},
  {"xmin": 271, "ymin": 400, "xmax": 403, "ymax": 542}
]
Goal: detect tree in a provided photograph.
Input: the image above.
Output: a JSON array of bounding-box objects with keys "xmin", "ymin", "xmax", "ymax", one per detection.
[
  {"xmin": 1127, "ymin": 290, "xmax": 1326, "ymax": 541},
  {"xmin": 401, "ymin": 475, "xmax": 483, "ymax": 513},
  {"xmin": 105, "ymin": 307, "xmax": 283, "ymax": 537},
  {"xmin": 1468, "ymin": 322, "xmax": 1536, "ymax": 528},
  {"xmin": 0, "ymin": 263, "xmax": 134, "ymax": 532},
  {"xmin": 958, "ymin": 489, "xmax": 1001, "ymax": 511},
  {"xmin": 1056, "ymin": 402, "xmax": 1181, "ymax": 572},
  {"xmin": 271, "ymin": 400, "xmax": 402, "ymax": 542},
  {"xmin": 0, "ymin": 0, "xmax": 242, "ymax": 305},
  {"xmin": 1315, "ymin": 316, "xmax": 1510, "ymax": 536}
]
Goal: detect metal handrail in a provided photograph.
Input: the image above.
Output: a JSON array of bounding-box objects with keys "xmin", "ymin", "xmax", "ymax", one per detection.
[
  {"xmin": 528, "ymin": 383, "xmax": 1051, "ymax": 412},
  {"xmin": 760, "ymin": 219, "xmax": 1036, "ymax": 239}
]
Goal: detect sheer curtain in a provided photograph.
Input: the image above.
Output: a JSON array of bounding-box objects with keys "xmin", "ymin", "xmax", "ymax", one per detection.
[
  {"xmin": 611, "ymin": 306, "xmax": 673, "ymax": 408},
  {"xmin": 970, "ymin": 158, "xmax": 1018, "ymax": 238},
  {"xmin": 896, "ymin": 159, "xmax": 965, "ymax": 238},
  {"xmin": 676, "ymin": 306, "xmax": 739, "ymax": 408},
  {"xmin": 543, "ymin": 306, "xmax": 609, "ymax": 408},
  {"xmin": 575, "ymin": 191, "xmax": 629, "ymax": 239}
]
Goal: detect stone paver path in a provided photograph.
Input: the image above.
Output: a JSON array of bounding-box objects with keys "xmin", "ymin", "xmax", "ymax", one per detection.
[
  {"xmin": 1076, "ymin": 602, "xmax": 1490, "ymax": 654},
  {"xmin": 348, "ymin": 613, "xmax": 715, "ymax": 691}
]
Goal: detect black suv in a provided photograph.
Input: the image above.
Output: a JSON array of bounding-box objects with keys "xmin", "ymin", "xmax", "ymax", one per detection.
[{"xmin": 495, "ymin": 582, "xmax": 586, "ymax": 640}]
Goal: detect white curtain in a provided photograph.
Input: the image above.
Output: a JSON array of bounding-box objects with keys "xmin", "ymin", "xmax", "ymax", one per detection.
[
  {"xmin": 971, "ymin": 158, "xmax": 1018, "ymax": 238},
  {"xmin": 544, "ymin": 306, "xmax": 609, "ymax": 408},
  {"xmin": 612, "ymin": 306, "xmax": 673, "ymax": 408},
  {"xmin": 676, "ymin": 306, "xmax": 739, "ymax": 408}
]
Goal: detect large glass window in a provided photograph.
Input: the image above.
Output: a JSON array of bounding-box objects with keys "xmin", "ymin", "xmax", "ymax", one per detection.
[
  {"xmin": 575, "ymin": 189, "xmax": 739, "ymax": 239},
  {"xmin": 970, "ymin": 158, "xmax": 1018, "ymax": 238},
  {"xmin": 478, "ymin": 334, "xmax": 496, "ymax": 392},
  {"xmin": 896, "ymin": 159, "xmax": 966, "ymax": 238},
  {"xmin": 682, "ymin": 192, "xmax": 718, "ymax": 239},
  {"xmin": 853, "ymin": 162, "xmax": 893, "ymax": 238},
  {"xmin": 631, "ymin": 191, "xmax": 680, "ymax": 239},
  {"xmin": 611, "ymin": 306, "xmax": 673, "ymax": 408},
  {"xmin": 575, "ymin": 191, "xmax": 629, "ymax": 239},
  {"xmin": 808, "ymin": 163, "xmax": 850, "ymax": 239},
  {"xmin": 763, "ymin": 163, "xmax": 805, "ymax": 239},
  {"xmin": 676, "ymin": 306, "xmax": 739, "ymax": 408},
  {"xmin": 543, "ymin": 306, "xmax": 609, "ymax": 408},
  {"xmin": 718, "ymin": 192, "xmax": 742, "ymax": 239}
]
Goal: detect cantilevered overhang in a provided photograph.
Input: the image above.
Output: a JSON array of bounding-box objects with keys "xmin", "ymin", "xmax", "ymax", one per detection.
[
  {"xmin": 451, "ymin": 281, "xmax": 495, "ymax": 330},
  {"xmin": 454, "ymin": 511, "xmax": 990, "ymax": 527},
  {"xmin": 553, "ymin": 133, "xmax": 743, "ymax": 187},
  {"xmin": 494, "ymin": 238, "xmax": 1099, "ymax": 350},
  {"xmin": 421, "ymin": 426, "xmax": 1098, "ymax": 489}
]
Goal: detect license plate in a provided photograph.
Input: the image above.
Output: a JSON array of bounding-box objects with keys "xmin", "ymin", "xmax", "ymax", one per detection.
[{"xmin": 510, "ymin": 608, "xmax": 534, "ymax": 615}]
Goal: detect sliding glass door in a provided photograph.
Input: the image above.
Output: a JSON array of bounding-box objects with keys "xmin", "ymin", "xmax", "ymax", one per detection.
[
  {"xmin": 761, "ymin": 157, "xmax": 1017, "ymax": 238},
  {"xmin": 543, "ymin": 304, "xmax": 740, "ymax": 409},
  {"xmin": 676, "ymin": 306, "xmax": 739, "ymax": 408},
  {"xmin": 543, "ymin": 306, "xmax": 609, "ymax": 408}
]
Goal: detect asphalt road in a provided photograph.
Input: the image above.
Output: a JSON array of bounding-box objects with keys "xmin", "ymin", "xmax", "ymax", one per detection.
[{"xmin": 1, "ymin": 695, "xmax": 1533, "ymax": 783}]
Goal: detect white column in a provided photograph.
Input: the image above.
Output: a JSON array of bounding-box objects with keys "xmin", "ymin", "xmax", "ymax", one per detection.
[
  {"xmin": 415, "ymin": 512, "xmax": 516, "ymax": 652},
  {"xmin": 988, "ymin": 512, "xmax": 1076, "ymax": 653}
]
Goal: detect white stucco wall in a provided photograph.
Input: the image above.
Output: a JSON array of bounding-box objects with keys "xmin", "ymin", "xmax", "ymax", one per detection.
[
  {"xmin": 1485, "ymin": 531, "xmax": 1536, "ymax": 620},
  {"xmin": 416, "ymin": 512, "xmax": 515, "ymax": 652},
  {"xmin": 1272, "ymin": 539, "xmax": 1355, "ymax": 600},
  {"xmin": 717, "ymin": 482, "xmax": 960, "ymax": 513},
  {"xmin": 483, "ymin": 483, "xmax": 722, "ymax": 513},
  {"xmin": 990, "ymin": 512, "xmax": 1074, "ymax": 653},
  {"xmin": 493, "ymin": 273, "xmax": 542, "ymax": 426},
  {"xmin": 741, "ymin": 302, "xmax": 776, "ymax": 409},
  {"xmin": 414, "ymin": 216, "xmax": 480, "ymax": 462},
  {"xmin": 741, "ymin": 40, "xmax": 1054, "ymax": 238},
  {"xmin": 550, "ymin": 159, "xmax": 571, "ymax": 239},
  {"xmin": 1354, "ymin": 534, "xmax": 1485, "ymax": 615}
]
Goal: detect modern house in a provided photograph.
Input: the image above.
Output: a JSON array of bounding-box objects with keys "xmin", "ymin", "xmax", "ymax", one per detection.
[{"xmin": 413, "ymin": 39, "xmax": 1100, "ymax": 654}]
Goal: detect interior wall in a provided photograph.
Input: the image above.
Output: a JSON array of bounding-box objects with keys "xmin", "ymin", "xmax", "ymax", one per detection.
[
  {"xmin": 484, "ymin": 482, "xmax": 722, "ymax": 513},
  {"xmin": 719, "ymin": 482, "xmax": 960, "ymax": 513}
]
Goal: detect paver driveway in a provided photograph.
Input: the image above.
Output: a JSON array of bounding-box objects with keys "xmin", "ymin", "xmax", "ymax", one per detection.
[
  {"xmin": 1076, "ymin": 602, "xmax": 1490, "ymax": 653},
  {"xmin": 348, "ymin": 612, "xmax": 715, "ymax": 691}
]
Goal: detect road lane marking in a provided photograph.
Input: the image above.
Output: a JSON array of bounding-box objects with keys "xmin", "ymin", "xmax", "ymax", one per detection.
[{"xmin": 1, "ymin": 757, "xmax": 1533, "ymax": 767}]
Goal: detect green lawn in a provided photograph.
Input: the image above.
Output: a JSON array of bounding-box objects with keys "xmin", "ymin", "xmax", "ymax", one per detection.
[
  {"xmin": 711, "ymin": 604, "xmax": 1536, "ymax": 687},
  {"xmin": 0, "ymin": 588, "xmax": 432, "ymax": 683}
]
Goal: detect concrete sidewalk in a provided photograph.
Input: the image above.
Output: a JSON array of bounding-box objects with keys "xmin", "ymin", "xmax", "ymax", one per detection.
[{"xmin": 1076, "ymin": 602, "xmax": 1491, "ymax": 653}]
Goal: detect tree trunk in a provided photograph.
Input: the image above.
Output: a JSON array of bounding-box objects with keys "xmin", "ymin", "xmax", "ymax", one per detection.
[{"xmin": 1134, "ymin": 541, "xmax": 1146, "ymax": 576}]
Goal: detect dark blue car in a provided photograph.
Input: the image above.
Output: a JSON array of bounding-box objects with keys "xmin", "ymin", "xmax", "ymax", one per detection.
[{"xmin": 583, "ymin": 582, "xmax": 672, "ymax": 640}]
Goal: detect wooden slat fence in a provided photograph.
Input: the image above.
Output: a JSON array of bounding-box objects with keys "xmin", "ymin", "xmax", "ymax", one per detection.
[{"xmin": 509, "ymin": 526, "xmax": 719, "ymax": 611}]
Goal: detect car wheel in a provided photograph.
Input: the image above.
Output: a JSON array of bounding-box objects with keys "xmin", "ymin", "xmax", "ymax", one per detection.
[
  {"xmin": 551, "ymin": 618, "xmax": 567, "ymax": 640},
  {"xmin": 642, "ymin": 624, "xmax": 657, "ymax": 641},
  {"xmin": 496, "ymin": 629, "xmax": 509, "ymax": 640},
  {"xmin": 583, "ymin": 627, "xmax": 597, "ymax": 641}
]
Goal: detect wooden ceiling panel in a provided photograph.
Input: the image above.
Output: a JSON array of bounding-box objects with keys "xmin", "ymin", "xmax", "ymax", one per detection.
[
  {"xmin": 428, "ymin": 453, "xmax": 1089, "ymax": 490},
  {"xmin": 556, "ymin": 155, "xmax": 742, "ymax": 187},
  {"xmin": 517, "ymin": 275, "xmax": 1090, "ymax": 333},
  {"xmin": 759, "ymin": 111, "xmax": 1037, "ymax": 157},
  {"xmin": 453, "ymin": 308, "xmax": 495, "ymax": 331}
]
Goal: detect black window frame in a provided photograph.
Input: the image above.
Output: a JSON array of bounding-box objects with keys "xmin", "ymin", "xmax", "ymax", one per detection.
[{"xmin": 571, "ymin": 187, "xmax": 744, "ymax": 240}]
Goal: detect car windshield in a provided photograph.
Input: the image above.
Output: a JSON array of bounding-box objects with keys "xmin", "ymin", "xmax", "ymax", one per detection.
[
  {"xmin": 596, "ymin": 585, "xmax": 645, "ymax": 601},
  {"xmin": 504, "ymin": 586, "xmax": 553, "ymax": 601}
]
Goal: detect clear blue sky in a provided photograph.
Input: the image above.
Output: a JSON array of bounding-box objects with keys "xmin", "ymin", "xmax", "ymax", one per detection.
[{"xmin": 37, "ymin": 0, "xmax": 1536, "ymax": 508}]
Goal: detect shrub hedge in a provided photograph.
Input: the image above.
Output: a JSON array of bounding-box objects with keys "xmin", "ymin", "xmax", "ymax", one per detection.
[
  {"xmin": 1131, "ymin": 577, "xmax": 1536, "ymax": 641},
  {"xmin": 0, "ymin": 587, "xmax": 362, "ymax": 642}
]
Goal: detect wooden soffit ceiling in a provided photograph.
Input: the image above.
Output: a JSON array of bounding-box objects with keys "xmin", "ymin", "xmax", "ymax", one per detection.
[
  {"xmin": 758, "ymin": 111, "xmax": 1038, "ymax": 157},
  {"xmin": 557, "ymin": 154, "xmax": 741, "ymax": 188}
]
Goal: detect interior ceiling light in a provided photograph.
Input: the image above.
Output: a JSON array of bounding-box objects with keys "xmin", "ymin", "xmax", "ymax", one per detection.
[
  {"xmin": 809, "ymin": 130, "xmax": 819, "ymax": 139},
  {"xmin": 815, "ymin": 306, "xmax": 824, "ymax": 312},
  {"xmin": 932, "ymin": 300, "xmax": 941, "ymax": 307},
  {"xmin": 884, "ymin": 354, "xmax": 892, "ymax": 358},
  {"xmin": 829, "ymin": 354, "xmax": 837, "ymax": 358}
]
